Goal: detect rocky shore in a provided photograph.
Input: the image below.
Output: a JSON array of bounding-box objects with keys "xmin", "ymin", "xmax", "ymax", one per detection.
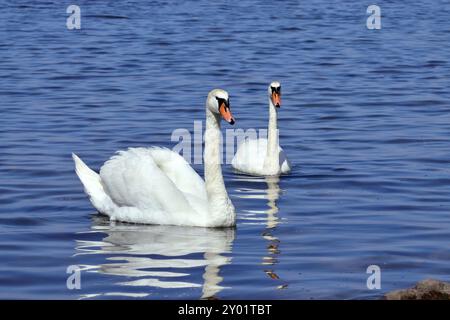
[{"xmin": 384, "ymin": 279, "xmax": 450, "ymax": 300}]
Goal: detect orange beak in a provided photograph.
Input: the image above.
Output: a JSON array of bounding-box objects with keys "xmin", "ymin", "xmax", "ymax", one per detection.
[
  {"xmin": 272, "ymin": 92, "xmax": 281, "ymax": 108},
  {"xmin": 219, "ymin": 102, "xmax": 235, "ymax": 124}
]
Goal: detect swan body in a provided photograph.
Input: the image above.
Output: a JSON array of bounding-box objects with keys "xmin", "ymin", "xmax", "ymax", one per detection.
[
  {"xmin": 232, "ymin": 81, "xmax": 291, "ymax": 176},
  {"xmin": 232, "ymin": 138, "xmax": 290, "ymax": 176},
  {"xmin": 73, "ymin": 89, "xmax": 236, "ymax": 227}
]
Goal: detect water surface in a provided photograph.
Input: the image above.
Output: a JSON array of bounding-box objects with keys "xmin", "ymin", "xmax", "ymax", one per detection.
[{"xmin": 1, "ymin": 0, "xmax": 450, "ymax": 299}]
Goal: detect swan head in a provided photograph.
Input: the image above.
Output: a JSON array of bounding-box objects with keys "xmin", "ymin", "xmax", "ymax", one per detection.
[
  {"xmin": 207, "ymin": 89, "xmax": 235, "ymax": 125},
  {"xmin": 268, "ymin": 81, "xmax": 281, "ymax": 108}
]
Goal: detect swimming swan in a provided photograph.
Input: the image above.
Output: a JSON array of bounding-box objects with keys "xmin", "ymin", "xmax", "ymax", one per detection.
[
  {"xmin": 73, "ymin": 89, "xmax": 236, "ymax": 227},
  {"xmin": 232, "ymin": 81, "xmax": 291, "ymax": 176}
]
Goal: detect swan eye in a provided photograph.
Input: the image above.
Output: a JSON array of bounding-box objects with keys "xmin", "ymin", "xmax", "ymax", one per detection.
[
  {"xmin": 271, "ymin": 86, "xmax": 281, "ymax": 94},
  {"xmin": 216, "ymin": 97, "xmax": 229, "ymax": 110}
]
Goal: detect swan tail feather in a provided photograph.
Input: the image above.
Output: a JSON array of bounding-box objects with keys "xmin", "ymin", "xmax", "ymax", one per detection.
[{"xmin": 72, "ymin": 153, "xmax": 117, "ymax": 215}]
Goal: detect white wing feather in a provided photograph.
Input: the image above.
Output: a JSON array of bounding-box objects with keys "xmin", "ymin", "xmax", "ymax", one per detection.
[
  {"xmin": 99, "ymin": 148, "xmax": 208, "ymax": 226},
  {"xmin": 73, "ymin": 148, "xmax": 211, "ymax": 226},
  {"xmin": 72, "ymin": 153, "xmax": 117, "ymax": 214}
]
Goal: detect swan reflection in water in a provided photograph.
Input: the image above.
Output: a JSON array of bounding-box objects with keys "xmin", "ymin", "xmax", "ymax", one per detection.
[
  {"xmin": 75, "ymin": 216, "xmax": 235, "ymax": 299},
  {"xmin": 233, "ymin": 175, "xmax": 286, "ymax": 288}
]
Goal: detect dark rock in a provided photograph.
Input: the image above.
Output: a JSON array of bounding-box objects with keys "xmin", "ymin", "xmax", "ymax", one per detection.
[{"xmin": 384, "ymin": 279, "xmax": 450, "ymax": 300}]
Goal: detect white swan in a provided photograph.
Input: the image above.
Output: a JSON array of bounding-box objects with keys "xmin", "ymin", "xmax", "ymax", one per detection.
[
  {"xmin": 232, "ymin": 81, "xmax": 291, "ymax": 176},
  {"xmin": 72, "ymin": 89, "xmax": 236, "ymax": 228}
]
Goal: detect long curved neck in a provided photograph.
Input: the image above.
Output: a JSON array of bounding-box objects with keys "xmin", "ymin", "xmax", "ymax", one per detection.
[
  {"xmin": 204, "ymin": 108, "xmax": 230, "ymax": 209},
  {"xmin": 264, "ymin": 99, "xmax": 279, "ymax": 170}
]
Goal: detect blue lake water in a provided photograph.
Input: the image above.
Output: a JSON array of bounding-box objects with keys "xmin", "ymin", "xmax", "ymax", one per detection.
[{"xmin": 1, "ymin": 0, "xmax": 450, "ymax": 299}]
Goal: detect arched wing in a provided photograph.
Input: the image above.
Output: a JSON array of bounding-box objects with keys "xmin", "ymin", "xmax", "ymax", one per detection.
[
  {"xmin": 99, "ymin": 148, "xmax": 205, "ymax": 222},
  {"xmin": 146, "ymin": 147, "xmax": 207, "ymax": 201}
]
